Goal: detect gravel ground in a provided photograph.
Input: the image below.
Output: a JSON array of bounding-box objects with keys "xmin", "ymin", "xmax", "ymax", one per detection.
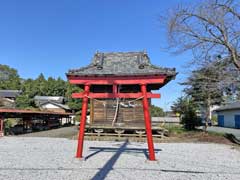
[
  {"xmin": 19, "ymin": 126, "xmax": 78, "ymax": 139},
  {"xmin": 0, "ymin": 137, "xmax": 240, "ymax": 180}
]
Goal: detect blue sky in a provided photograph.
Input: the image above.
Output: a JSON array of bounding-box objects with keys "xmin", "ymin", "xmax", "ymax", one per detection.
[{"xmin": 0, "ymin": 0, "xmax": 192, "ymax": 110}]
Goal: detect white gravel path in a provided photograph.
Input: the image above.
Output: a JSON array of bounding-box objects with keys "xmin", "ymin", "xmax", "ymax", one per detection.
[{"xmin": 0, "ymin": 137, "xmax": 239, "ymax": 180}]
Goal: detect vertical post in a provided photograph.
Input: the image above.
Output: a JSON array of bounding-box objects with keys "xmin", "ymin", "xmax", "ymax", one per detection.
[
  {"xmin": 0, "ymin": 115, "xmax": 4, "ymax": 137},
  {"xmin": 141, "ymin": 84, "xmax": 156, "ymax": 161},
  {"xmin": 113, "ymin": 84, "xmax": 117, "ymax": 94},
  {"xmin": 76, "ymin": 84, "xmax": 90, "ymax": 158}
]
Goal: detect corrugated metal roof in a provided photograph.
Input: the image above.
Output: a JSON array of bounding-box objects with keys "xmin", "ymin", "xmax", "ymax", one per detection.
[
  {"xmin": 0, "ymin": 108, "xmax": 72, "ymax": 115},
  {"xmin": 215, "ymin": 102, "xmax": 240, "ymax": 111},
  {"xmin": 39, "ymin": 101, "xmax": 70, "ymax": 110},
  {"xmin": 67, "ymin": 51, "xmax": 176, "ymax": 77},
  {"xmin": 0, "ymin": 90, "xmax": 22, "ymax": 98},
  {"xmin": 34, "ymin": 96, "xmax": 65, "ymax": 105}
]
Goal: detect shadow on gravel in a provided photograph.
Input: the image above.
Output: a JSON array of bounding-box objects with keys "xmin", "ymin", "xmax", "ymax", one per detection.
[
  {"xmin": 89, "ymin": 139, "xmax": 161, "ymax": 180},
  {"xmin": 224, "ymin": 133, "xmax": 240, "ymax": 145},
  {"xmin": 0, "ymin": 167, "xmax": 239, "ymax": 175}
]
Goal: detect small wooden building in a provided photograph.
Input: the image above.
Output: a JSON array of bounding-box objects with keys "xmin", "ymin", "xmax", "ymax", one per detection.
[
  {"xmin": 68, "ymin": 52, "xmax": 176, "ymax": 128},
  {"xmin": 67, "ymin": 51, "xmax": 176, "ymax": 160}
]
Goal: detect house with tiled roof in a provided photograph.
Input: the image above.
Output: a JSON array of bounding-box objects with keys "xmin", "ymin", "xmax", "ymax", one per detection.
[
  {"xmin": 34, "ymin": 96, "xmax": 70, "ymax": 113},
  {"xmin": 0, "ymin": 90, "xmax": 22, "ymax": 108}
]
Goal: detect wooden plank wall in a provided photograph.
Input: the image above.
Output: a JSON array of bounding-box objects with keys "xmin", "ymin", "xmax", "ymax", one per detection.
[{"xmin": 90, "ymin": 99, "xmax": 146, "ymax": 126}]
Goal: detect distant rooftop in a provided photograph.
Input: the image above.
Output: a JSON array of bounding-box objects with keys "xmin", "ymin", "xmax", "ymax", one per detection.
[
  {"xmin": 34, "ymin": 96, "xmax": 65, "ymax": 105},
  {"xmin": 39, "ymin": 101, "xmax": 70, "ymax": 110},
  {"xmin": 0, "ymin": 90, "xmax": 22, "ymax": 98},
  {"xmin": 67, "ymin": 51, "xmax": 176, "ymax": 78}
]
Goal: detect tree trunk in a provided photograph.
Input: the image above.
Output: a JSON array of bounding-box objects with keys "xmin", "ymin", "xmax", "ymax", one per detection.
[
  {"xmin": 204, "ymin": 96, "xmax": 211, "ymax": 132},
  {"xmin": 228, "ymin": 46, "xmax": 240, "ymax": 71}
]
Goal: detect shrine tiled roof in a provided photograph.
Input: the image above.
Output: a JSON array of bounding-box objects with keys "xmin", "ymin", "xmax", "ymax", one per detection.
[{"xmin": 67, "ymin": 51, "xmax": 176, "ymax": 78}]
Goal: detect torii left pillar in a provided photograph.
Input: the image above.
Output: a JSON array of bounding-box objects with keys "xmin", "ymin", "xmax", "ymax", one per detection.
[
  {"xmin": 76, "ymin": 84, "xmax": 90, "ymax": 158},
  {"xmin": 0, "ymin": 115, "xmax": 4, "ymax": 137}
]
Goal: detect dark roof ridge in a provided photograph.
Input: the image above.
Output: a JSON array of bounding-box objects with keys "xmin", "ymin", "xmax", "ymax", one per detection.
[
  {"xmin": 94, "ymin": 51, "xmax": 146, "ymax": 55},
  {"xmin": 67, "ymin": 51, "xmax": 177, "ymax": 78}
]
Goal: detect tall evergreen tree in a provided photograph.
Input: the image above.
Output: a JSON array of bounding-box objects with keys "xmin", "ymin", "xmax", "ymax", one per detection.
[
  {"xmin": 34, "ymin": 73, "xmax": 47, "ymax": 96},
  {"xmin": 182, "ymin": 65, "xmax": 224, "ymax": 130},
  {"xmin": 65, "ymin": 83, "xmax": 82, "ymax": 112},
  {"xmin": 171, "ymin": 96, "xmax": 199, "ymax": 130},
  {"xmin": 0, "ymin": 64, "xmax": 21, "ymax": 90},
  {"xmin": 150, "ymin": 105, "xmax": 165, "ymax": 117}
]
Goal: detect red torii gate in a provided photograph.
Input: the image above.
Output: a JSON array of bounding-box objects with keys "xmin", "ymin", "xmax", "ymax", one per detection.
[{"xmin": 68, "ymin": 75, "xmax": 167, "ymax": 161}]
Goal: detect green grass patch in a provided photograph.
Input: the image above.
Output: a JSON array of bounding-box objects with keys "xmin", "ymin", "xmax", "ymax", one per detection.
[
  {"xmin": 164, "ymin": 125, "xmax": 186, "ymax": 134},
  {"xmin": 207, "ymin": 131, "xmax": 225, "ymax": 137}
]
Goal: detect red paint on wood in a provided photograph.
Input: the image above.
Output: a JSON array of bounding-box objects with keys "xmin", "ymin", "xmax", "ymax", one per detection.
[
  {"xmin": 68, "ymin": 75, "xmax": 166, "ymax": 85},
  {"xmin": 141, "ymin": 84, "xmax": 156, "ymax": 161},
  {"xmin": 76, "ymin": 85, "xmax": 90, "ymax": 158},
  {"xmin": 69, "ymin": 75, "xmax": 163, "ymax": 160},
  {"xmin": 72, "ymin": 92, "xmax": 160, "ymax": 99},
  {"xmin": 68, "ymin": 75, "xmax": 166, "ymax": 80}
]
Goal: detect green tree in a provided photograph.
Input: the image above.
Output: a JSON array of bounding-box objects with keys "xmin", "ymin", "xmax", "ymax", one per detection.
[
  {"xmin": 54, "ymin": 77, "xmax": 67, "ymax": 96},
  {"xmin": 45, "ymin": 77, "xmax": 67, "ymax": 96},
  {"xmin": 150, "ymin": 105, "xmax": 165, "ymax": 117},
  {"xmin": 171, "ymin": 97, "xmax": 200, "ymax": 130},
  {"xmin": 171, "ymin": 97, "xmax": 188, "ymax": 117},
  {"xmin": 16, "ymin": 75, "xmax": 68, "ymax": 108},
  {"xmin": 66, "ymin": 83, "xmax": 82, "ymax": 111},
  {"xmin": 16, "ymin": 79, "xmax": 36, "ymax": 108},
  {"xmin": 34, "ymin": 73, "xmax": 47, "ymax": 96},
  {"xmin": 0, "ymin": 64, "xmax": 21, "ymax": 90},
  {"xmin": 182, "ymin": 65, "xmax": 223, "ymax": 130},
  {"xmin": 15, "ymin": 94, "xmax": 33, "ymax": 108}
]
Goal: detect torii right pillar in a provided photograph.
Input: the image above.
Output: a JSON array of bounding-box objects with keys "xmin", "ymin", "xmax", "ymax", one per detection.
[{"xmin": 141, "ymin": 84, "xmax": 156, "ymax": 161}]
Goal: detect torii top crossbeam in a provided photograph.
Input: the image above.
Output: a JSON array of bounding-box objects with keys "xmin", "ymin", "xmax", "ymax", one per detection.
[{"xmin": 66, "ymin": 51, "xmax": 176, "ymax": 161}]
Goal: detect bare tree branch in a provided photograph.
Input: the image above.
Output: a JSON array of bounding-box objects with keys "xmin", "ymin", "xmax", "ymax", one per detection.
[{"xmin": 164, "ymin": 0, "xmax": 240, "ymax": 70}]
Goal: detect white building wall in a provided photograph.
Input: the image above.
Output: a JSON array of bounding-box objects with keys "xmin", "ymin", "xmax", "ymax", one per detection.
[
  {"xmin": 210, "ymin": 105, "xmax": 220, "ymax": 118},
  {"xmin": 152, "ymin": 117, "xmax": 180, "ymax": 123},
  {"xmin": 218, "ymin": 110, "xmax": 240, "ymax": 128}
]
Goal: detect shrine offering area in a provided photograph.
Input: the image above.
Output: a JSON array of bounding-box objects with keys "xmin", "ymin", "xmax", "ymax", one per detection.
[{"xmin": 0, "ymin": 137, "xmax": 239, "ymax": 180}]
